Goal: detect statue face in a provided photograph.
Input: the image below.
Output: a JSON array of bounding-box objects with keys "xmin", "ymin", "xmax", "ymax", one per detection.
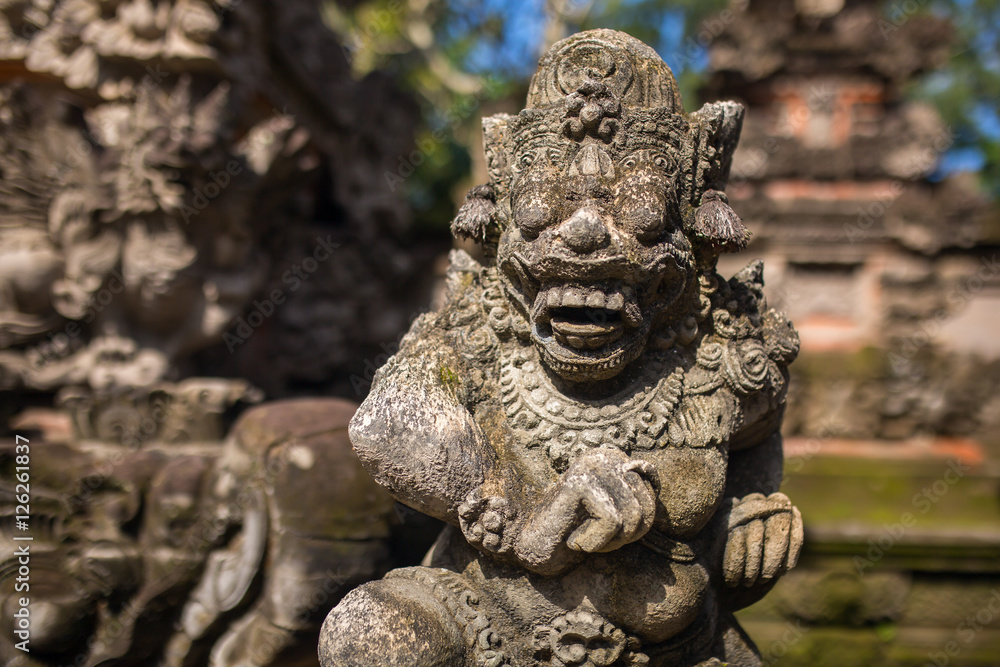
[
  {"xmin": 467, "ymin": 32, "xmax": 746, "ymax": 384},
  {"xmin": 496, "ymin": 132, "xmax": 695, "ymax": 383}
]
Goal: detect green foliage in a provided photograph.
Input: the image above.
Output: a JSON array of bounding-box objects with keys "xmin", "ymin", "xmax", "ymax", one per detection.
[
  {"xmin": 910, "ymin": 0, "xmax": 1000, "ymax": 197},
  {"xmin": 322, "ymin": 0, "xmax": 519, "ymax": 234},
  {"xmin": 324, "ymin": 0, "xmax": 997, "ymax": 233}
]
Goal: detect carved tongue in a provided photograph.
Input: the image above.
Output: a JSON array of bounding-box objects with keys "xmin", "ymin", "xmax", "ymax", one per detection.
[
  {"xmin": 549, "ymin": 309, "xmax": 624, "ymax": 350},
  {"xmin": 534, "ymin": 284, "xmax": 639, "ymax": 350}
]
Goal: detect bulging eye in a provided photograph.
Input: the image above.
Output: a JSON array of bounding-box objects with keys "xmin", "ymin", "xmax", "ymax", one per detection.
[
  {"xmin": 622, "ymin": 156, "xmax": 638, "ymax": 170},
  {"xmin": 514, "ymin": 200, "xmax": 551, "ymax": 239},
  {"xmin": 653, "ymin": 154, "xmax": 674, "ymax": 171},
  {"xmin": 626, "ymin": 200, "xmax": 667, "ymax": 242},
  {"xmin": 517, "ymin": 152, "xmax": 536, "ymax": 169}
]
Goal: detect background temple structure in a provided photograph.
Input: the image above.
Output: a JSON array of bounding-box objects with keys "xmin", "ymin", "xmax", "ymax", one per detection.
[
  {"xmin": 698, "ymin": 0, "xmax": 1000, "ymax": 663},
  {"xmin": 1, "ymin": 0, "xmax": 998, "ymax": 664},
  {"xmin": 0, "ymin": 1, "xmax": 441, "ymax": 664}
]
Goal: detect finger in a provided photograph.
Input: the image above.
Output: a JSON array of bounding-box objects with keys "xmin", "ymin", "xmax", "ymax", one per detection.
[
  {"xmin": 617, "ymin": 491, "xmax": 644, "ymax": 543},
  {"xmin": 599, "ymin": 494, "xmax": 644, "ymax": 552},
  {"xmin": 567, "ymin": 485, "xmax": 621, "ymax": 552},
  {"xmin": 623, "ymin": 458, "xmax": 659, "ymax": 490},
  {"xmin": 727, "ymin": 493, "xmax": 769, "ymax": 528},
  {"xmin": 743, "ymin": 520, "xmax": 765, "ymax": 587},
  {"xmin": 567, "ymin": 514, "xmax": 621, "ymax": 553},
  {"xmin": 760, "ymin": 510, "xmax": 792, "ymax": 581},
  {"xmin": 623, "ymin": 472, "xmax": 657, "ymax": 534},
  {"xmin": 533, "ymin": 481, "xmax": 586, "ymax": 544},
  {"xmin": 724, "ymin": 525, "xmax": 746, "ymax": 587},
  {"xmin": 787, "ymin": 506, "xmax": 805, "ymax": 568},
  {"xmin": 768, "ymin": 492, "xmax": 791, "ymax": 505}
]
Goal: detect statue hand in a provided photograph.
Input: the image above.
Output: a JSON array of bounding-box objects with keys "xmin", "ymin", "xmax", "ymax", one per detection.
[
  {"xmin": 518, "ymin": 448, "xmax": 656, "ymax": 562},
  {"xmin": 722, "ymin": 492, "xmax": 803, "ymax": 588}
]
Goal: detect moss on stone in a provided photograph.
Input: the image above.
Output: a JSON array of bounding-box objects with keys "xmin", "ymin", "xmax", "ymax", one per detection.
[{"xmin": 438, "ymin": 365, "xmax": 461, "ymax": 398}]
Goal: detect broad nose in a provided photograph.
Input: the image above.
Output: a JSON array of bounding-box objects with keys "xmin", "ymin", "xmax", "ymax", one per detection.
[{"xmin": 558, "ymin": 207, "xmax": 610, "ymax": 254}]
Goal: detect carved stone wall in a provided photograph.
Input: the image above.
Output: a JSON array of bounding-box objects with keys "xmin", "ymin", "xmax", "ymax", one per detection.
[
  {"xmin": 700, "ymin": 2, "xmax": 1000, "ymax": 664},
  {"xmin": 0, "ymin": 2, "xmax": 446, "ymax": 664},
  {"xmin": 701, "ymin": 0, "xmax": 999, "ymax": 453},
  {"xmin": 0, "ymin": 0, "xmax": 443, "ymax": 415}
]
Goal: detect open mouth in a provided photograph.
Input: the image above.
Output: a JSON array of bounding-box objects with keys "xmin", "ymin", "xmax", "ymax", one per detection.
[
  {"xmin": 532, "ymin": 284, "xmax": 643, "ymax": 353},
  {"xmin": 550, "ymin": 307, "xmax": 623, "ymax": 349}
]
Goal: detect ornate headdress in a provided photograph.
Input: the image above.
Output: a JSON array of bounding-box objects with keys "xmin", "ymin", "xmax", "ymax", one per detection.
[{"xmin": 453, "ymin": 29, "xmax": 750, "ymax": 262}]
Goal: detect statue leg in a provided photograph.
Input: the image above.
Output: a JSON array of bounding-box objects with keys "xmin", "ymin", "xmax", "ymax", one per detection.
[
  {"xmin": 319, "ymin": 577, "xmax": 466, "ymax": 667},
  {"xmin": 715, "ymin": 610, "xmax": 763, "ymax": 667}
]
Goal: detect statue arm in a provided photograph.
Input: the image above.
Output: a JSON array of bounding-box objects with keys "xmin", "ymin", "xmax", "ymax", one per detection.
[
  {"xmin": 348, "ymin": 348, "xmax": 493, "ymax": 525},
  {"xmin": 719, "ymin": 430, "xmax": 803, "ymax": 608}
]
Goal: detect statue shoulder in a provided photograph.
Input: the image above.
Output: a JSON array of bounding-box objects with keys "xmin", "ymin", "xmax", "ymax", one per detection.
[
  {"xmin": 680, "ymin": 261, "xmax": 799, "ymax": 450},
  {"xmin": 373, "ymin": 250, "xmax": 498, "ymax": 405}
]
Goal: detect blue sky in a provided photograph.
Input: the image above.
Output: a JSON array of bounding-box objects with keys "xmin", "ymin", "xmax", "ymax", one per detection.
[{"xmin": 441, "ymin": 0, "xmax": 994, "ymax": 183}]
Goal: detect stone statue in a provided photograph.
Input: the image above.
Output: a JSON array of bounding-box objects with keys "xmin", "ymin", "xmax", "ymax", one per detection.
[{"xmin": 320, "ymin": 30, "xmax": 804, "ymax": 666}]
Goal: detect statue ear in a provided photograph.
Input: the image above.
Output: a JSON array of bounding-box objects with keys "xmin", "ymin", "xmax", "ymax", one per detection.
[
  {"xmin": 693, "ymin": 189, "xmax": 750, "ymax": 252},
  {"xmin": 451, "ymin": 185, "xmax": 496, "ymax": 242},
  {"xmin": 685, "ymin": 101, "xmax": 748, "ymax": 254},
  {"xmin": 451, "ymin": 112, "xmax": 511, "ymax": 246},
  {"xmin": 183, "ymin": 487, "xmax": 268, "ymax": 625},
  {"xmin": 688, "ymin": 101, "xmax": 745, "ymax": 200}
]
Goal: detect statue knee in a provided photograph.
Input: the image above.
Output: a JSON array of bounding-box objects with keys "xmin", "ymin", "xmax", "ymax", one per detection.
[{"xmin": 318, "ymin": 578, "xmax": 465, "ymax": 667}]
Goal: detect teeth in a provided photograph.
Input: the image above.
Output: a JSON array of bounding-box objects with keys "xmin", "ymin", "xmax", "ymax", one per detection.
[
  {"xmin": 536, "ymin": 285, "xmax": 626, "ymax": 313},
  {"xmin": 563, "ymin": 288, "xmax": 585, "ymax": 308},
  {"xmin": 533, "ymin": 283, "xmax": 641, "ymax": 346}
]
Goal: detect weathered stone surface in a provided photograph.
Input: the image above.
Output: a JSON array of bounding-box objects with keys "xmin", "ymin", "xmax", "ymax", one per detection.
[
  {"xmin": 0, "ymin": 398, "xmax": 400, "ymax": 666},
  {"xmin": 322, "ymin": 29, "xmax": 803, "ymax": 666},
  {"xmin": 0, "ymin": 0, "xmax": 437, "ymax": 405},
  {"xmin": 0, "ymin": 2, "xmax": 437, "ymax": 663}
]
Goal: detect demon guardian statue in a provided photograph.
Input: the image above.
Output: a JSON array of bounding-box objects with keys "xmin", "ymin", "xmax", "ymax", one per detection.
[{"xmin": 320, "ymin": 29, "xmax": 803, "ymax": 667}]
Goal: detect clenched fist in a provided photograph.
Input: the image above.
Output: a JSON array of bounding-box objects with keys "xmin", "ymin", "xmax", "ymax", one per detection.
[{"xmin": 722, "ymin": 492, "xmax": 803, "ymax": 588}]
